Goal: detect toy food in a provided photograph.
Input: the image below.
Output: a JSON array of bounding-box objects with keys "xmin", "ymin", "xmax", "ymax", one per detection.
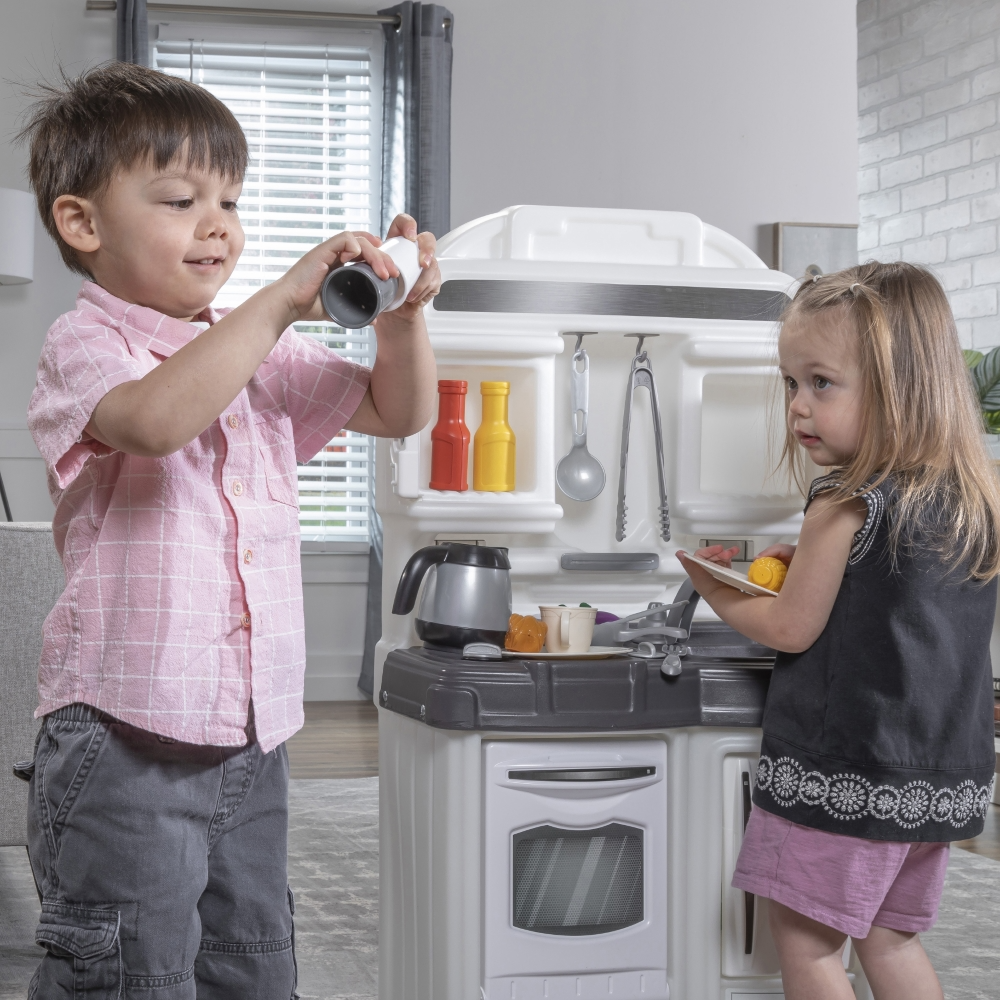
[
  {"xmin": 747, "ymin": 556, "xmax": 787, "ymax": 592},
  {"xmin": 505, "ymin": 613, "xmax": 548, "ymax": 653}
]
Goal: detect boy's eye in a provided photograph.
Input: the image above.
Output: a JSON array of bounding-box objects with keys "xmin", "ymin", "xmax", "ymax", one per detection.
[
  {"xmin": 222, "ymin": 201, "xmax": 239, "ymax": 212},
  {"xmin": 815, "ymin": 376, "xmax": 832, "ymax": 390},
  {"xmin": 166, "ymin": 199, "xmax": 193, "ymax": 209}
]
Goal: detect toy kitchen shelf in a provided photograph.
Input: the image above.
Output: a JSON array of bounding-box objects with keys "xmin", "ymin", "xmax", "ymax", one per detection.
[
  {"xmin": 377, "ymin": 205, "xmax": 812, "ymax": 541},
  {"xmin": 384, "ymin": 385, "xmax": 563, "ymax": 534}
]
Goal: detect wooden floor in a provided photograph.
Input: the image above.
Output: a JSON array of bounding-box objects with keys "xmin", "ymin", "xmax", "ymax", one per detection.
[
  {"xmin": 287, "ymin": 702, "xmax": 1000, "ymax": 860},
  {"xmin": 956, "ymin": 801, "xmax": 1000, "ymax": 862},
  {"xmin": 286, "ymin": 700, "xmax": 379, "ymax": 779}
]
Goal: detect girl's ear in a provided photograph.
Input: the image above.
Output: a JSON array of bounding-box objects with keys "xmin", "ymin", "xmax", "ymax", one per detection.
[{"xmin": 52, "ymin": 194, "xmax": 101, "ymax": 255}]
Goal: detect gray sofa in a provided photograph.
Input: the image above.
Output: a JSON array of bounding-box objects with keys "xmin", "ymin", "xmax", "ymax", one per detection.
[{"xmin": 0, "ymin": 523, "xmax": 65, "ymax": 848}]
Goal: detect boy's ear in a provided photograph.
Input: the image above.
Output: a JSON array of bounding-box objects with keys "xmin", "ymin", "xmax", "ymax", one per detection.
[{"xmin": 52, "ymin": 194, "xmax": 101, "ymax": 255}]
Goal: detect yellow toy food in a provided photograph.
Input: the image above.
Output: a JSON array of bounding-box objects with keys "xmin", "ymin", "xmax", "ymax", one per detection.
[
  {"xmin": 505, "ymin": 613, "xmax": 548, "ymax": 653},
  {"xmin": 747, "ymin": 556, "xmax": 787, "ymax": 592}
]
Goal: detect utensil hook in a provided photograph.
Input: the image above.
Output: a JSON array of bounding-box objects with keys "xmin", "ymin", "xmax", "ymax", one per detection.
[
  {"xmin": 625, "ymin": 332, "xmax": 657, "ymax": 357},
  {"xmin": 562, "ymin": 331, "xmax": 599, "ymax": 359}
]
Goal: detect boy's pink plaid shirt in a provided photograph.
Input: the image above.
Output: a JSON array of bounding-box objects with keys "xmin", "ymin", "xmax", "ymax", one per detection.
[{"xmin": 27, "ymin": 282, "xmax": 370, "ymax": 752}]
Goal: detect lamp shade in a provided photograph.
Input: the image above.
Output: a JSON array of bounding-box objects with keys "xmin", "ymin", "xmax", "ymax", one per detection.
[{"xmin": 0, "ymin": 188, "xmax": 35, "ymax": 284}]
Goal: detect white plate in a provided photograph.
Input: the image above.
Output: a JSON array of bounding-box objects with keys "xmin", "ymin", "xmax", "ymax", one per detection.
[
  {"xmin": 501, "ymin": 646, "xmax": 632, "ymax": 659},
  {"xmin": 681, "ymin": 552, "xmax": 779, "ymax": 598}
]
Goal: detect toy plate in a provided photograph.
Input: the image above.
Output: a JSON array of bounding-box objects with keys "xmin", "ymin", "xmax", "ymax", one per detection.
[
  {"xmin": 680, "ymin": 552, "xmax": 779, "ymax": 598},
  {"xmin": 501, "ymin": 646, "xmax": 632, "ymax": 659}
]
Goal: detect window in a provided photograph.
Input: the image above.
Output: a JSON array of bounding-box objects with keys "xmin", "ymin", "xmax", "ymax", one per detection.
[{"xmin": 154, "ymin": 21, "xmax": 384, "ymax": 542}]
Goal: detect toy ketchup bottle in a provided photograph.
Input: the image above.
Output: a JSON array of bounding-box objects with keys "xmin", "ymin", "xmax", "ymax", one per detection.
[
  {"xmin": 429, "ymin": 380, "xmax": 470, "ymax": 491},
  {"xmin": 473, "ymin": 381, "xmax": 516, "ymax": 491}
]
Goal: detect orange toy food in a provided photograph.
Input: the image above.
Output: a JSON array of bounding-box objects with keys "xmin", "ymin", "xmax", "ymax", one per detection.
[
  {"xmin": 505, "ymin": 614, "xmax": 548, "ymax": 653},
  {"xmin": 747, "ymin": 556, "xmax": 787, "ymax": 592}
]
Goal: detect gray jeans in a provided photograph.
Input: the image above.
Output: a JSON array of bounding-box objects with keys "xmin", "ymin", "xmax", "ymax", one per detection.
[{"xmin": 24, "ymin": 703, "xmax": 297, "ymax": 999}]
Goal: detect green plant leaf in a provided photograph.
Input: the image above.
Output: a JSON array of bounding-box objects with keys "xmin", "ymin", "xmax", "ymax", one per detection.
[
  {"xmin": 965, "ymin": 349, "xmax": 985, "ymax": 368},
  {"xmin": 984, "ymin": 410, "xmax": 1000, "ymax": 434},
  {"xmin": 974, "ymin": 346, "xmax": 1000, "ymax": 408}
]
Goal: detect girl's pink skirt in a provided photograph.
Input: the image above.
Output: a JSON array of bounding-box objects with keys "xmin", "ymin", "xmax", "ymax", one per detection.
[{"xmin": 733, "ymin": 805, "xmax": 950, "ymax": 938}]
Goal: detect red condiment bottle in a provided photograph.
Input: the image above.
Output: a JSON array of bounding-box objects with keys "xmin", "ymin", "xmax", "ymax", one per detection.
[{"xmin": 430, "ymin": 380, "xmax": 470, "ymax": 491}]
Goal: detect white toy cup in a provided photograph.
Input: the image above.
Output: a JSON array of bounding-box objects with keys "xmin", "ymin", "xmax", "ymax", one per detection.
[{"xmin": 539, "ymin": 605, "xmax": 597, "ymax": 654}]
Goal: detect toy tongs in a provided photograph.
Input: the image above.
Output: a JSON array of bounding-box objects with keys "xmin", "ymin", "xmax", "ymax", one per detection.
[{"xmin": 615, "ymin": 334, "xmax": 670, "ymax": 543}]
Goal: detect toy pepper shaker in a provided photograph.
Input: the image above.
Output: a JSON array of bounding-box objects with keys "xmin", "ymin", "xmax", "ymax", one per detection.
[{"xmin": 429, "ymin": 380, "xmax": 471, "ymax": 491}]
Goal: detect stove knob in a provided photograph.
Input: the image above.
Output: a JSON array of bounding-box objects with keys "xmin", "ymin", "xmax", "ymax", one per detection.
[{"xmin": 660, "ymin": 653, "xmax": 682, "ymax": 677}]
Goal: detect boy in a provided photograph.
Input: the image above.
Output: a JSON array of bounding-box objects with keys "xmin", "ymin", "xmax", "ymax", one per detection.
[{"xmin": 19, "ymin": 62, "xmax": 438, "ymax": 998}]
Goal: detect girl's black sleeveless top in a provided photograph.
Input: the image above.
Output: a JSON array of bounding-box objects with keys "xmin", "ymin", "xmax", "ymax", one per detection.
[{"xmin": 753, "ymin": 473, "xmax": 997, "ymax": 842}]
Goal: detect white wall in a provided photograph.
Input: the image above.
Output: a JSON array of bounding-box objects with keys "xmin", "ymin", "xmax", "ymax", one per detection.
[
  {"xmin": 857, "ymin": 0, "xmax": 1000, "ymax": 350},
  {"xmin": 301, "ymin": 545, "xmax": 370, "ymax": 700},
  {"xmin": 0, "ymin": 1, "xmax": 112, "ymax": 521},
  {"xmin": 446, "ymin": 0, "xmax": 860, "ymax": 258}
]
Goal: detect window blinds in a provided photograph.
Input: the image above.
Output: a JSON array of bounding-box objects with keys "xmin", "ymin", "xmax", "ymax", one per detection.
[{"xmin": 154, "ymin": 32, "xmax": 381, "ymax": 542}]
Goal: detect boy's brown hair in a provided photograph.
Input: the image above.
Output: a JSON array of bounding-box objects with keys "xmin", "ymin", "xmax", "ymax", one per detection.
[{"xmin": 18, "ymin": 62, "xmax": 248, "ymax": 276}]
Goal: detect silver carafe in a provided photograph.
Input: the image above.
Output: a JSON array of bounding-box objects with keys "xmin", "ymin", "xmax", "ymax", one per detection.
[{"xmin": 391, "ymin": 543, "xmax": 512, "ymax": 648}]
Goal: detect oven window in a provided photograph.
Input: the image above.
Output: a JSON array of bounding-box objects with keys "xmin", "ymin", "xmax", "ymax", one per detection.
[{"xmin": 512, "ymin": 823, "xmax": 644, "ymax": 935}]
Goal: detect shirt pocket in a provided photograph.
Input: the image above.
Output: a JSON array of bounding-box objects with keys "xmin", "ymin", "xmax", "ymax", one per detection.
[
  {"xmin": 260, "ymin": 445, "xmax": 300, "ymax": 509},
  {"xmin": 256, "ymin": 415, "xmax": 300, "ymax": 510}
]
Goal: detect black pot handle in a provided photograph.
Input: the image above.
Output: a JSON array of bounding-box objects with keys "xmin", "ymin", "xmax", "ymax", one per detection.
[{"xmin": 391, "ymin": 545, "xmax": 450, "ymax": 616}]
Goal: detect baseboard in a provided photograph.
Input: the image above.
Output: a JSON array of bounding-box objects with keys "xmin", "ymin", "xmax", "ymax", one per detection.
[{"xmin": 303, "ymin": 675, "xmax": 368, "ymax": 701}]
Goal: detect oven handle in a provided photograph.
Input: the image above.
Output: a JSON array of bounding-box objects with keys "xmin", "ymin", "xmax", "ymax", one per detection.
[
  {"xmin": 742, "ymin": 769, "xmax": 755, "ymax": 955},
  {"xmin": 507, "ymin": 766, "xmax": 655, "ymax": 782}
]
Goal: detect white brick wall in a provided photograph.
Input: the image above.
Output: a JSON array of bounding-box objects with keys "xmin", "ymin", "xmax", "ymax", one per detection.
[{"xmin": 858, "ymin": 0, "xmax": 1000, "ymax": 347}]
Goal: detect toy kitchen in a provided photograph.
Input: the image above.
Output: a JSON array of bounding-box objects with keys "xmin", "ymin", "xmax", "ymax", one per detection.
[{"xmin": 371, "ymin": 206, "xmax": 871, "ymax": 1000}]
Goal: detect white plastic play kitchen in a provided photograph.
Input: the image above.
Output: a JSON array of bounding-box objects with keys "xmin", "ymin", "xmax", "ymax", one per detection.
[{"xmin": 373, "ymin": 207, "xmax": 871, "ymax": 1000}]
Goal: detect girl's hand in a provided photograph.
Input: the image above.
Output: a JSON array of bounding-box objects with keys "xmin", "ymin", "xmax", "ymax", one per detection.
[
  {"xmin": 693, "ymin": 543, "xmax": 741, "ymax": 569},
  {"xmin": 675, "ymin": 550, "xmax": 727, "ymax": 599},
  {"xmin": 273, "ymin": 230, "xmax": 399, "ymax": 324},
  {"xmin": 757, "ymin": 543, "xmax": 797, "ymax": 566}
]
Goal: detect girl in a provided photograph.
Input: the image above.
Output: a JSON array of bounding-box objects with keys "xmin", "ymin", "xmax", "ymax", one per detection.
[{"xmin": 679, "ymin": 261, "xmax": 999, "ymax": 1000}]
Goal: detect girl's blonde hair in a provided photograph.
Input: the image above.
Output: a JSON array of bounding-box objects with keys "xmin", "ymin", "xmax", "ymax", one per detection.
[{"xmin": 779, "ymin": 260, "xmax": 1000, "ymax": 580}]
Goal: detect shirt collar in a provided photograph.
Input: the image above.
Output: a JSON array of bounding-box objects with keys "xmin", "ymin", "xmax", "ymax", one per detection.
[{"xmin": 77, "ymin": 281, "xmax": 221, "ymax": 358}]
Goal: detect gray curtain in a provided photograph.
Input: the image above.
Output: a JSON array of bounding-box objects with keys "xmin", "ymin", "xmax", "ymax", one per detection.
[
  {"xmin": 117, "ymin": 0, "xmax": 149, "ymax": 66},
  {"xmin": 357, "ymin": 510, "xmax": 383, "ymax": 697},
  {"xmin": 358, "ymin": 3, "xmax": 453, "ymax": 697},
  {"xmin": 378, "ymin": 2, "xmax": 454, "ymax": 238}
]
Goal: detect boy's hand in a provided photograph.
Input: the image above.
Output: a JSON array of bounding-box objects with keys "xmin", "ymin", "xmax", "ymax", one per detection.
[
  {"xmin": 274, "ymin": 231, "xmax": 399, "ymax": 324},
  {"xmin": 351, "ymin": 214, "xmax": 442, "ymax": 323},
  {"xmin": 275, "ymin": 213, "xmax": 441, "ymax": 325},
  {"xmin": 341, "ymin": 213, "xmax": 439, "ymax": 438},
  {"xmin": 384, "ymin": 214, "xmax": 442, "ymax": 317}
]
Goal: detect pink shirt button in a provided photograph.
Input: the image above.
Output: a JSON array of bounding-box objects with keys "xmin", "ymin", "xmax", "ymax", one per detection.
[
  {"xmin": 241, "ymin": 613, "xmax": 252, "ymax": 629},
  {"xmin": 232, "ymin": 480, "xmax": 244, "ymax": 496},
  {"xmin": 228, "ymin": 414, "xmax": 239, "ymax": 429},
  {"xmin": 243, "ymin": 548, "xmax": 253, "ymax": 564}
]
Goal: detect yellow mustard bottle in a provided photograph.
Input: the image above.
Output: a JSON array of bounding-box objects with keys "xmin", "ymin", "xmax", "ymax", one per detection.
[{"xmin": 474, "ymin": 381, "xmax": 516, "ymax": 491}]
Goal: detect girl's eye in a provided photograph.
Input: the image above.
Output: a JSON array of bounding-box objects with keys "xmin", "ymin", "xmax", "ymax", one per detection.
[
  {"xmin": 166, "ymin": 199, "xmax": 193, "ymax": 209},
  {"xmin": 222, "ymin": 201, "xmax": 239, "ymax": 212},
  {"xmin": 785, "ymin": 376, "xmax": 797, "ymax": 392},
  {"xmin": 815, "ymin": 376, "xmax": 832, "ymax": 390}
]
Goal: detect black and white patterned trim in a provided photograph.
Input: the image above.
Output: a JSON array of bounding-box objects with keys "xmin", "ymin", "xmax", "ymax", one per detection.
[
  {"xmin": 806, "ymin": 473, "xmax": 885, "ymax": 565},
  {"xmin": 755, "ymin": 754, "xmax": 995, "ymax": 830}
]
